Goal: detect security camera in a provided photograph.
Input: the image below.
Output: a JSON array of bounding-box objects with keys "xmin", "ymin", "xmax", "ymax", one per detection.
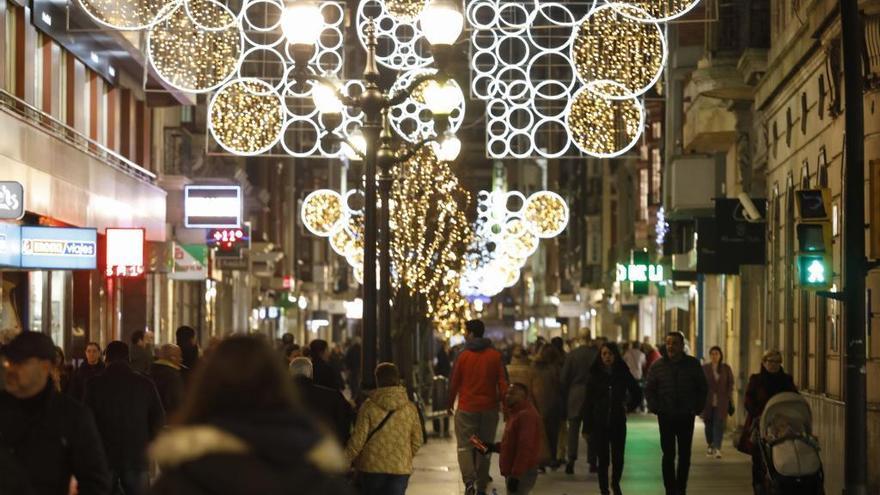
[{"xmin": 738, "ymin": 192, "xmax": 763, "ymax": 222}]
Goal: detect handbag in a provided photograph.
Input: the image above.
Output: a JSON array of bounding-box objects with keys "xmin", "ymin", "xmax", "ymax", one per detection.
[
  {"xmin": 734, "ymin": 416, "xmax": 754, "ymax": 454},
  {"xmin": 728, "ymin": 401, "xmax": 735, "ymax": 417},
  {"xmin": 351, "ymin": 409, "xmax": 396, "ymax": 489}
]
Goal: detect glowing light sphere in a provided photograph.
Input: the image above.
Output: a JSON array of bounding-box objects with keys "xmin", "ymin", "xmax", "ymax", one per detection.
[
  {"xmin": 301, "ymin": 189, "xmax": 344, "ymax": 237},
  {"xmin": 385, "ymin": 0, "xmax": 426, "ymax": 21},
  {"xmin": 565, "ymin": 83, "xmax": 645, "ymax": 158},
  {"xmin": 500, "ymin": 217, "xmax": 540, "ymax": 258},
  {"xmin": 610, "ymin": 0, "xmax": 702, "ymax": 23},
  {"xmin": 389, "ymin": 68, "xmax": 465, "ymax": 143},
  {"xmin": 330, "ymin": 221, "xmax": 358, "ymax": 257},
  {"xmin": 78, "ymin": 0, "xmax": 178, "ymax": 30},
  {"xmin": 208, "ymin": 78, "xmax": 285, "ymax": 155},
  {"xmin": 523, "ymin": 191, "xmax": 569, "ymax": 238},
  {"xmin": 147, "ymin": 0, "xmax": 242, "ymax": 93},
  {"xmin": 572, "ymin": 3, "xmax": 666, "ymax": 99}
]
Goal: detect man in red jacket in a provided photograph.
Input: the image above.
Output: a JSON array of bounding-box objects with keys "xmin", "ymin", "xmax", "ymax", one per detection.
[
  {"xmin": 477, "ymin": 383, "xmax": 542, "ymax": 494},
  {"xmin": 449, "ymin": 319, "xmax": 509, "ymax": 495}
]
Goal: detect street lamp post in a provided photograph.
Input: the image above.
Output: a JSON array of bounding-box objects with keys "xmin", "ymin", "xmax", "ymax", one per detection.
[{"xmin": 282, "ymin": 0, "xmax": 464, "ymax": 387}]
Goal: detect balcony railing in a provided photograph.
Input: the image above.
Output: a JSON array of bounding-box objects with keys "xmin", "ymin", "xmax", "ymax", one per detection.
[{"xmin": 0, "ymin": 90, "xmax": 157, "ymax": 184}]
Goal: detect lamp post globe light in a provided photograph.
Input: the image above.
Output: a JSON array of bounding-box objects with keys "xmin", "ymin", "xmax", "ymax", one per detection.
[{"xmin": 282, "ymin": 0, "xmax": 465, "ymax": 385}]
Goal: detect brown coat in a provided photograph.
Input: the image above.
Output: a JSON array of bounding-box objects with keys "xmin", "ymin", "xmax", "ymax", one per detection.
[{"xmin": 701, "ymin": 362, "xmax": 734, "ymax": 421}]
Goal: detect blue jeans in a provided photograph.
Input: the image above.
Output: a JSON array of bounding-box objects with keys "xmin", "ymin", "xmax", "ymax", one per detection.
[
  {"xmin": 359, "ymin": 473, "xmax": 409, "ymax": 495},
  {"xmin": 703, "ymin": 408, "xmax": 726, "ymax": 450},
  {"xmin": 111, "ymin": 468, "xmax": 148, "ymax": 495}
]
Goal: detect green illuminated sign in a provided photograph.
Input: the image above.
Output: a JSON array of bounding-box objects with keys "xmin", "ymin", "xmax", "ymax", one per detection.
[{"xmin": 616, "ymin": 263, "xmax": 664, "ymax": 283}]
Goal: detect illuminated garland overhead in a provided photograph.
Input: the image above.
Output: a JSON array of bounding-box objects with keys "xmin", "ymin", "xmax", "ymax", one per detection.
[
  {"xmin": 610, "ymin": 0, "xmax": 703, "ymax": 22},
  {"xmin": 301, "ymin": 189, "xmax": 344, "ymax": 237},
  {"xmin": 207, "ymin": 78, "xmax": 285, "ymax": 155}
]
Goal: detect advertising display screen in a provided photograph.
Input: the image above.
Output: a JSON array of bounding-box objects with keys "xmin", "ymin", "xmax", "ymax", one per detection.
[
  {"xmin": 0, "ymin": 223, "xmax": 21, "ymax": 267},
  {"xmin": 20, "ymin": 226, "xmax": 97, "ymax": 270},
  {"xmin": 106, "ymin": 228, "xmax": 145, "ymax": 277},
  {"xmin": 184, "ymin": 185, "xmax": 242, "ymax": 228}
]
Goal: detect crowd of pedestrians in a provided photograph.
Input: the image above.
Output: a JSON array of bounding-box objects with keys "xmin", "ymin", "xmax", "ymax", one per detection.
[{"xmin": 0, "ymin": 320, "xmax": 803, "ymax": 495}]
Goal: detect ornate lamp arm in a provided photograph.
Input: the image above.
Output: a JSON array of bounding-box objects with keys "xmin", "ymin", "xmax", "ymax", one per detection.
[{"xmin": 387, "ymin": 73, "xmax": 449, "ymax": 108}]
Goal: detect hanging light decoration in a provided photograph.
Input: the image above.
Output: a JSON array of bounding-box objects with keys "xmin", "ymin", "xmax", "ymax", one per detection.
[
  {"xmin": 301, "ymin": 189, "xmax": 344, "ymax": 237},
  {"xmin": 565, "ymin": 83, "xmax": 645, "ymax": 158},
  {"xmin": 610, "ymin": 0, "xmax": 702, "ymax": 23},
  {"xmin": 208, "ymin": 78, "xmax": 285, "ymax": 155},
  {"xmin": 147, "ymin": 0, "xmax": 242, "ymax": 93},
  {"xmin": 78, "ymin": 0, "xmax": 177, "ymax": 30},
  {"xmin": 385, "ymin": 0, "xmax": 427, "ymax": 21},
  {"xmin": 572, "ymin": 3, "xmax": 666, "ymax": 99},
  {"xmin": 523, "ymin": 191, "xmax": 570, "ymax": 239}
]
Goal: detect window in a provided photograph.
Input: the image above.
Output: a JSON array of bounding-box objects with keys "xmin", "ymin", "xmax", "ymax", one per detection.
[
  {"xmin": 801, "ymin": 92, "xmax": 808, "ymax": 135},
  {"xmin": 817, "ymin": 75, "xmax": 826, "ymax": 120}
]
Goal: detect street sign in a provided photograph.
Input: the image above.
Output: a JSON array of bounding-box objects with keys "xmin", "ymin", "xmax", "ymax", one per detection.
[
  {"xmin": 0, "ymin": 181, "xmax": 24, "ymax": 220},
  {"xmin": 20, "ymin": 226, "xmax": 97, "ymax": 270}
]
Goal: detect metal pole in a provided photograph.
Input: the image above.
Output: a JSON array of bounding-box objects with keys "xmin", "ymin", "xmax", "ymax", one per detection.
[
  {"xmin": 362, "ymin": 120, "xmax": 379, "ymax": 389},
  {"xmin": 840, "ymin": 1, "xmax": 867, "ymax": 493},
  {"xmin": 377, "ymin": 117, "xmax": 394, "ymax": 363}
]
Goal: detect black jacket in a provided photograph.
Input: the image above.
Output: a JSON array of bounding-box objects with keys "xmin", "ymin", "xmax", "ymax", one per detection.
[
  {"xmin": 294, "ymin": 375, "xmax": 355, "ymax": 445},
  {"xmin": 84, "ymin": 361, "xmax": 165, "ymax": 470},
  {"xmin": 68, "ymin": 361, "xmax": 105, "ymax": 401},
  {"xmin": 150, "ymin": 410, "xmax": 355, "ymax": 495},
  {"xmin": 645, "ymin": 354, "xmax": 708, "ymax": 416},
  {"xmin": 581, "ymin": 363, "xmax": 642, "ymax": 435},
  {"xmin": 313, "ymin": 357, "xmax": 344, "ymax": 391},
  {"xmin": 0, "ymin": 382, "xmax": 111, "ymax": 495},
  {"xmin": 150, "ymin": 361, "xmax": 185, "ymax": 419}
]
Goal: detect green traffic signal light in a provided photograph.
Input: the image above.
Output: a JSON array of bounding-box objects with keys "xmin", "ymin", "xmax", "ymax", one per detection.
[{"xmin": 798, "ymin": 254, "xmax": 830, "ymax": 288}]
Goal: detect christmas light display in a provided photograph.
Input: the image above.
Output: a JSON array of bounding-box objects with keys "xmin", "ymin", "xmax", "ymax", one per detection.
[
  {"xmin": 207, "ymin": 78, "xmax": 285, "ymax": 155},
  {"xmin": 301, "ymin": 189, "xmax": 344, "ymax": 237}
]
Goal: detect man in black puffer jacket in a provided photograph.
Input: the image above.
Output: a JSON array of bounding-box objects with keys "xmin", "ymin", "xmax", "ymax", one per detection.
[
  {"xmin": 645, "ymin": 332, "xmax": 707, "ymax": 495},
  {"xmin": 0, "ymin": 332, "xmax": 111, "ymax": 495}
]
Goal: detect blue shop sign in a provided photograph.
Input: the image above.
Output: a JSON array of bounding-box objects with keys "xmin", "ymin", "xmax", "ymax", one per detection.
[
  {"xmin": 0, "ymin": 223, "xmax": 21, "ymax": 267},
  {"xmin": 20, "ymin": 226, "xmax": 97, "ymax": 270}
]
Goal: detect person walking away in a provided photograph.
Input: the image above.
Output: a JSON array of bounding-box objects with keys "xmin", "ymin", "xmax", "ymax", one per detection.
[
  {"xmin": 560, "ymin": 334, "xmax": 597, "ymax": 474},
  {"xmin": 69, "ymin": 341, "xmax": 105, "ymax": 401},
  {"xmin": 150, "ymin": 344, "xmax": 185, "ymax": 420},
  {"xmin": 175, "ymin": 325, "xmax": 200, "ymax": 382},
  {"xmin": 85, "ymin": 341, "xmax": 165, "ymax": 495},
  {"xmin": 344, "ymin": 337, "xmax": 362, "ymax": 399},
  {"xmin": 345, "ymin": 363, "xmax": 422, "ymax": 495},
  {"xmin": 582, "ymin": 343, "xmax": 641, "ymax": 495},
  {"xmin": 743, "ymin": 350, "xmax": 796, "ymax": 495},
  {"xmin": 129, "ymin": 330, "xmax": 154, "ymax": 375},
  {"xmin": 291, "ymin": 357, "xmax": 355, "ymax": 446},
  {"xmin": 0, "ymin": 331, "xmax": 111, "ymax": 495},
  {"xmin": 475, "ymin": 383, "xmax": 542, "ymax": 495},
  {"xmin": 149, "ymin": 336, "xmax": 354, "ymax": 495},
  {"xmin": 433, "ymin": 340, "xmax": 453, "ymax": 435},
  {"xmin": 642, "ymin": 342, "xmax": 661, "ymax": 374},
  {"xmin": 530, "ymin": 344, "xmax": 564, "ymax": 471},
  {"xmin": 701, "ymin": 346, "xmax": 734, "ymax": 459},
  {"xmin": 449, "ymin": 319, "xmax": 509, "ymax": 495},
  {"xmin": 310, "ymin": 339, "xmax": 345, "ymax": 391},
  {"xmin": 644, "ymin": 332, "xmax": 708, "ymax": 495}
]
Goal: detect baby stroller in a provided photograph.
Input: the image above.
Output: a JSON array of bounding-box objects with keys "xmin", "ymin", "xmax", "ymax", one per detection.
[{"xmin": 758, "ymin": 392, "xmax": 824, "ymax": 494}]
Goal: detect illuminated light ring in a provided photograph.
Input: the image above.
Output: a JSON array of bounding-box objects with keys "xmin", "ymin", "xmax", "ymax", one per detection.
[
  {"xmin": 208, "ymin": 78, "xmax": 285, "ymax": 155},
  {"xmin": 496, "ymin": 2, "xmax": 531, "ymax": 32},
  {"xmin": 565, "ymin": 82, "xmax": 644, "ymax": 158},
  {"xmin": 525, "ymin": 1, "xmax": 582, "ymax": 51},
  {"xmin": 301, "ymin": 189, "xmax": 344, "ymax": 237},
  {"xmin": 465, "ymin": 1, "xmax": 499, "ymax": 30},
  {"xmin": 343, "ymin": 189, "xmax": 366, "ymax": 215},
  {"xmin": 184, "ymin": 0, "xmax": 240, "ymax": 30},
  {"xmin": 329, "ymin": 223, "xmax": 357, "ymax": 257},
  {"xmin": 523, "ymin": 190, "xmax": 569, "ymax": 238},
  {"xmin": 389, "ymin": 68, "xmax": 465, "ymax": 143},
  {"xmin": 146, "ymin": 0, "xmax": 244, "ymax": 93},
  {"xmin": 240, "ymin": 0, "xmax": 283, "ymax": 32},
  {"xmin": 239, "ymin": 46, "xmax": 289, "ymax": 92},
  {"xmin": 571, "ymin": 3, "xmax": 667, "ymax": 100},
  {"xmin": 280, "ymin": 117, "xmax": 323, "ymax": 157},
  {"xmin": 505, "ymin": 191, "xmax": 527, "ymax": 215},
  {"xmin": 77, "ymin": 0, "xmax": 179, "ymax": 31},
  {"xmin": 609, "ymin": 0, "xmax": 702, "ymax": 23},
  {"xmin": 530, "ymin": 118, "xmax": 573, "ymax": 158},
  {"xmin": 357, "ymin": 0, "xmax": 432, "ymax": 71}
]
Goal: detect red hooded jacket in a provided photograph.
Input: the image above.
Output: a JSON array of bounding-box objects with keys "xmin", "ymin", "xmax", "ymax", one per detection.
[
  {"xmin": 449, "ymin": 338, "xmax": 508, "ymax": 413},
  {"xmin": 499, "ymin": 399, "xmax": 542, "ymax": 477}
]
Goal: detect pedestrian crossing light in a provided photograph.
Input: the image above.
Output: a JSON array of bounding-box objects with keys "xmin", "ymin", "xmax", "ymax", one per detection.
[{"xmin": 795, "ymin": 189, "xmax": 832, "ymax": 290}]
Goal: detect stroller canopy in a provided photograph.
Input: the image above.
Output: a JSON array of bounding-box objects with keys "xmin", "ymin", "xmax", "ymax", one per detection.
[{"xmin": 760, "ymin": 392, "xmax": 813, "ymax": 440}]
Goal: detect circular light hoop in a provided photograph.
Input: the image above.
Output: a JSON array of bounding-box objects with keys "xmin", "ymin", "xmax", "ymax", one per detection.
[
  {"xmin": 208, "ymin": 78, "xmax": 285, "ymax": 155},
  {"xmin": 505, "ymin": 191, "xmax": 527, "ymax": 215},
  {"xmin": 301, "ymin": 189, "xmax": 344, "ymax": 237},
  {"xmin": 280, "ymin": 117, "xmax": 322, "ymax": 157},
  {"xmin": 147, "ymin": 0, "xmax": 243, "ymax": 93},
  {"xmin": 343, "ymin": 189, "xmax": 366, "ymax": 215},
  {"xmin": 357, "ymin": 0, "xmax": 433, "ymax": 70},
  {"xmin": 239, "ymin": 47, "xmax": 288, "ymax": 92},
  {"xmin": 389, "ymin": 69, "xmax": 465, "ymax": 143},
  {"xmin": 609, "ymin": 0, "xmax": 702, "ymax": 23},
  {"xmin": 467, "ymin": 0, "xmax": 500, "ymax": 30},
  {"xmin": 330, "ymin": 222, "xmax": 357, "ymax": 257},
  {"xmin": 77, "ymin": 0, "xmax": 179, "ymax": 30},
  {"xmin": 530, "ymin": 118, "xmax": 572, "ymax": 158},
  {"xmin": 565, "ymin": 82, "xmax": 645, "ymax": 158},
  {"xmin": 241, "ymin": 0, "xmax": 283, "ymax": 33},
  {"xmin": 523, "ymin": 190, "xmax": 570, "ymax": 238},
  {"xmin": 525, "ymin": 2, "xmax": 581, "ymax": 51},
  {"xmin": 572, "ymin": 3, "xmax": 667, "ymax": 99}
]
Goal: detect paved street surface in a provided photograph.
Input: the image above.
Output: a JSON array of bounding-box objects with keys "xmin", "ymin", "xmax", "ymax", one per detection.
[{"xmin": 410, "ymin": 414, "xmax": 752, "ymax": 495}]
